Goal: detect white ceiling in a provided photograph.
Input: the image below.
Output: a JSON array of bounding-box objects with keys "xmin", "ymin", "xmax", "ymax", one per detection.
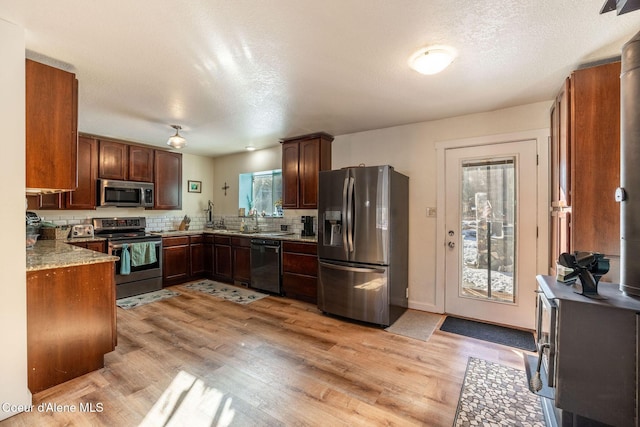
[{"xmin": 2, "ymin": 1, "xmax": 640, "ymax": 157}]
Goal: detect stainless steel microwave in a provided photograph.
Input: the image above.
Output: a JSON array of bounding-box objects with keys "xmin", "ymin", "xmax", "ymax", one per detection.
[{"xmin": 97, "ymin": 179, "xmax": 154, "ymax": 208}]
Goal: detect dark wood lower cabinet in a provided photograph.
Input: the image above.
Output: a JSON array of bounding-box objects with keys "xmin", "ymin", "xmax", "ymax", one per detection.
[
  {"xmin": 214, "ymin": 236, "xmax": 232, "ymax": 282},
  {"xmin": 27, "ymin": 261, "xmax": 116, "ymax": 393},
  {"xmin": 162, "ymin": 235, "xmax": 315, "ymax": 298},
  {"xmin": 204, "ymin": 235, "xmax": 214, "ymax": 277},
  {"xmin": 282, "ymin": 241, "xmax": 318, "ymax": 303},
  {"xmin": 162, "ymin": 236, "xmax": 190, "ymax": 285},
  {"xmin": 190, "ymin": 235, "xmax": 205, "ymax": 277},
  {"xmin": 162, "ymin": 234, "xmax": 211, "ymax": 286},
  {"xmin": 68, "ymin": 240, "xmax": 106, "ymax": 253},
  {"xmin": 232, "ymin": 237, "xmax": 251, "ymax": 285}
]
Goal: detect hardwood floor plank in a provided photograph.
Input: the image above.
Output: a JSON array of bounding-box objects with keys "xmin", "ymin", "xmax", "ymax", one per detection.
[{"xmin": 1, "ymin": 285, "xmax": 534, "ymax": 426}]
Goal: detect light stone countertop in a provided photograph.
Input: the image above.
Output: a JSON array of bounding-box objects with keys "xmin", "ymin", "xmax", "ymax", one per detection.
[
  {"xmin": 152, "ymin": 229, "xmax": 318, "ymax": 243},
  {"xmin": 26, "ymin": 240, "xmax": 119, "ymax": 272}
]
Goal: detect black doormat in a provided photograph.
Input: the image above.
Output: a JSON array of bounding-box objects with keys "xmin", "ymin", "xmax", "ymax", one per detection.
[{"xmin": 440, "ymin": 316, "xmax": 536, "ymax": 352}]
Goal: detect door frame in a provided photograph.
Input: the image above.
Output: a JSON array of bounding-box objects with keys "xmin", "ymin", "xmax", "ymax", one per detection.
[{"xmin": 434, "ymin": 129, "xmax": 549, "ymax": 315}]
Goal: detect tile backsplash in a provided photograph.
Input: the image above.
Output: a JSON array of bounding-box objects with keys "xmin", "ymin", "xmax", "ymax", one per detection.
[{"xmin": 36, "ymin": 212, "xmax": 316, "ymax": 235}]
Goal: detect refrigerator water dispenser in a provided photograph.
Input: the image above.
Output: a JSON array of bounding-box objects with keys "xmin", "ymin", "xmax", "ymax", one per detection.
[{"xmin": 323, "ymin": 210, "xmax": 342, "ymax": 247}]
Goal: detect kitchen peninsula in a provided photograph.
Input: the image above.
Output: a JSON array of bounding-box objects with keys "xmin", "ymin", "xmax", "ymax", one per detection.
[{"xmin": 26, "ymin": 241, "xmax": 118, "ymax": 393}]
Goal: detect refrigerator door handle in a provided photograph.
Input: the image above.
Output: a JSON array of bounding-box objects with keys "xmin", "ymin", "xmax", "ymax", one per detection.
[
  {"xmin": 347, "ymin": 176, "xmax": 355, "ymax": 253},
  {"xmin": 342, "ymin": 176, "xmax": 349, "ymax": 257},
  {"xmin": 319, "ymin": 261, "xmax": 385, "ymax": 274}
]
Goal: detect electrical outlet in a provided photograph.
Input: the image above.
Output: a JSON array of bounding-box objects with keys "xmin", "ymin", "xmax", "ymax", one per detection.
[{"xmin": 426, "ymin": 207, "xmax": 437, "ymax": 217}]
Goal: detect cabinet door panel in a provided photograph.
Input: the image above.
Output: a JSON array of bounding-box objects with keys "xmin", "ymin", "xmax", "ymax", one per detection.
[
  {"xmin": 282, "ymin": 142, "xmax": 299, "ymax": 208},
  {"xmin": 163, "ymin": 245, "xmax": 190, "ymax": 284},
  {"xmin": 67, "ymin": 136, "xmax": 98, "ymax": 209},
  {"xmin": 190, "ymin": 242, "xmax": 205, "ymax": 277},
  {"xmin": 204, "ymin": 242, "xmax": 213, "ymax": 277},
  {"xmin": 154, "ymin": 150, "xmax": 182, "ymax": 209},
  {"xmin": 283, "ymin": 241, "xmax": 317, "ymax": 255},
  {"xmin": 233, "ymin": 246, "xmax": 251, "ymax": 283},
  {"xmin": 299, "ymin": 139, "xmax": 320, "ymax": 209},
  {"xmin": 38, "ymin": 193, "xmax": 64, "ymax": 209},
  {"xmin": 99, "ymin": 140, "xmax": 128, "ymax": 180},
  {"xmin": 26, "ymin": 59, "xmax": 78, "ymax": 191},
  {"xmin": 283, "ymin": 252, "xmax": 318, "ymax": 276},
  {"xmin": 282, "ymin": 273, "xmax": 317, "ymax": 303},
  {"xmin": 129, "ymin": 146, "xmax": 154, "ymax": 182},
  {"xmin": 571, "ymin": 62, "xmax": 620, "ymax": 257},
  {"xmin": 214, "ymin": 244, "xmax": 232, "ymax": 281},
  {"xmin": 85, "ymin": 241, "xmax": 106, "ymax": 253}
]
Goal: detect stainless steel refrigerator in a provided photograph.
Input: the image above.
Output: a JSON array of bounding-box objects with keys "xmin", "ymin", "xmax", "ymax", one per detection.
[{"xmin": 317, "ymin": 165, "xmax": 408, "ymax": 326}]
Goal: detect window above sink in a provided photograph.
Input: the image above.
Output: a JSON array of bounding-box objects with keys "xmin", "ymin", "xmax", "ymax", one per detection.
[{"xmin": 239, "ymin": 169, "xmax": 283, "ymax": 217}]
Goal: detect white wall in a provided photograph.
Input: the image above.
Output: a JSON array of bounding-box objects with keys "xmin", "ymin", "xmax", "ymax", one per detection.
[
  {"xmin": 332, "ymin": 101, "xmax": 552, "ymax": 312},
  {"xmin": 178, "ymin": 152, "xmax": 216, "ymax": 217},
  {"xmin": 0, "ymin": 17, "xmax": 32, "ymax": 420}
]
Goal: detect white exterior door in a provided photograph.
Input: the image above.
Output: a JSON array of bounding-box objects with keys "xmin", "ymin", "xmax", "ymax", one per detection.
[{"xmin": 444, "ymin": 140, "xmax": 538, "ymax": 329}]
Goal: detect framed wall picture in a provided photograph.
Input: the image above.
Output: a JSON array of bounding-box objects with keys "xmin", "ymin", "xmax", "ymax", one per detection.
[{"xmin": 188, "ymin": 180, "xmax": 202, "ymax": 193}]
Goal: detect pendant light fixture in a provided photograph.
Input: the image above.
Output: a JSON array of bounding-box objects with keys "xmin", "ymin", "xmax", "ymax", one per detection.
[{"xmin": 167, "ymin": 124, "xmax": 187, "ymax": 149}]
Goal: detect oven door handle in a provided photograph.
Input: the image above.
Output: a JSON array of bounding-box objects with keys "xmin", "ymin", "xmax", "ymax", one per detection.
[{"xmin": 109, "ymin": 241, "xmax": 162, "ymax": 250}]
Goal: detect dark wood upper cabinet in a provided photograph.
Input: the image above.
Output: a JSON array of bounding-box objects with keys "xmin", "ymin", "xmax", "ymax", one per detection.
[
  {"xmin": 548, "ymin": 61, "xmax": 621, "ymax": 282},
  {"xmin": 282, "ymin": 142, "xmax": 300, "ymax": 208},
  {"xmin": 27, "ymin": 193, "xmax": 65, "ymax": 210},
  {"xmin": 26, "ymin": 59, "xmax": 78, "ymax": 192},
  {"xmin": 66, "ymin": 136, "xmax": 98, "ymax": 209},
  {"xmin": 154, "ymin": 150, "xmax": 182, "ymax": 210},
  {"xmin": 281, "ymin": 132, "xmax": 333, "ymax": 209},
  {"xmin": 128, "ymin": 145, "xmax": 154, "ymax": 182},
  {"xmin": 98, "ymin": 140, "xmax": 154, "ymax": 182},
  {"xmin": 98, "ymin": 140, "xmax": 129, "ymax": 180},
  {"xmin": 570, "ymin": 61, "xmax": 621, "ymax": 259}
]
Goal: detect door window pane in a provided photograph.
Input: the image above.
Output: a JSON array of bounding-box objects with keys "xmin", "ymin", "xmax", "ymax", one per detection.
[{"xmin": 460, "ymin": 158, "xmax": 516, "ymax": 303}]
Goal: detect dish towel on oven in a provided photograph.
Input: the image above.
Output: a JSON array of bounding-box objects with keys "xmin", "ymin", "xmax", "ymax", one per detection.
[
  {"xmin": 120, "ymin": 244, "xmax": 131, "ymax": 275},
  {"xmin": 131, "ymin": 242, "xmax": 157, "ymax": 267}
]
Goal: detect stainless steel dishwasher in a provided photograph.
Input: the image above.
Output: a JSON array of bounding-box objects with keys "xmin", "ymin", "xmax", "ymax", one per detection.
[{"xmin": 250, "ymin": 238, "xmax": 282, "ymax": 294}]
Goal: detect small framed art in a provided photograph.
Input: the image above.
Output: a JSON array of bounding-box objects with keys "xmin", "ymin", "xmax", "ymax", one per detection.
[{"xmin": 188, "ymin": 180, "xmax": 202, "ymax": 193}]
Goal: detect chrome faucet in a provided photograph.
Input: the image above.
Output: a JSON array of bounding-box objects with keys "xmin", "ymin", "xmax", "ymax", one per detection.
[{"xmin": 204, "ymin": 200, "xmax": 214, "ymax": 228}]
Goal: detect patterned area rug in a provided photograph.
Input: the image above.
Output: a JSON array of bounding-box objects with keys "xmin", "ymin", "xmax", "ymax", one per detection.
[
  {"xmin": 384, "ymin": 309, "xmax": 441, "ymax": 341},
  {"xmin": 454, "ymin": 357, "xmax": 544, "ymax": 426},
  {"xmin": 116, "ymin": 289, "xmax": 181, "ymax": 309},
  {"xmin": 182, "ymin": 280, "xmax": 268, "ymax": 304}
]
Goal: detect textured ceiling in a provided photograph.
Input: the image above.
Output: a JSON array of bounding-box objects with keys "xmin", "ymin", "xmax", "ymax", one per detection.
[{"xmin": 2, "ymin": 1, "xmax": 640, "ymax": 157}]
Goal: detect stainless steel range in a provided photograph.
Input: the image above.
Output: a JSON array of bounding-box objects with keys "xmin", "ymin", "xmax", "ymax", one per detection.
[{"xmin": 93, "ymin": 217, "xmax": 162, "ymax": 299}]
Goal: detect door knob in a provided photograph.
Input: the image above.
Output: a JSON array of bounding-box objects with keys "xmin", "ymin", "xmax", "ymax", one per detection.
[{"xmin": 448, "ymin": 241, "xmax": 455, "ymax": 249}]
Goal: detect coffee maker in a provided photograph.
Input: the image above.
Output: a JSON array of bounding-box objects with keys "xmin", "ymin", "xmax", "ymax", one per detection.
[{"xmin": 301, "ymin": 216, "xmax": 315, "ymax": 236}]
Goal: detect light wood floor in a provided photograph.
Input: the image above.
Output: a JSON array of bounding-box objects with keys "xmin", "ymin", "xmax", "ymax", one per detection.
[{"xmin": 2, "ymin": 283, "xmax": 532, "ymax": 426}]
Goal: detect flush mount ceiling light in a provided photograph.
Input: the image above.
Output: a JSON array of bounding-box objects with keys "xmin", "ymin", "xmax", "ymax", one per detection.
[
  {"xmin": 167, "ymin": 124, "xmax": 187, "ymax": 149},
  {"xmin": 409, "ymin": 46, "xmax": 457, "ymax": 75},
  {"xmin": 245, "ymin": 146, "xmax": 256, "ymax": 151}
]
